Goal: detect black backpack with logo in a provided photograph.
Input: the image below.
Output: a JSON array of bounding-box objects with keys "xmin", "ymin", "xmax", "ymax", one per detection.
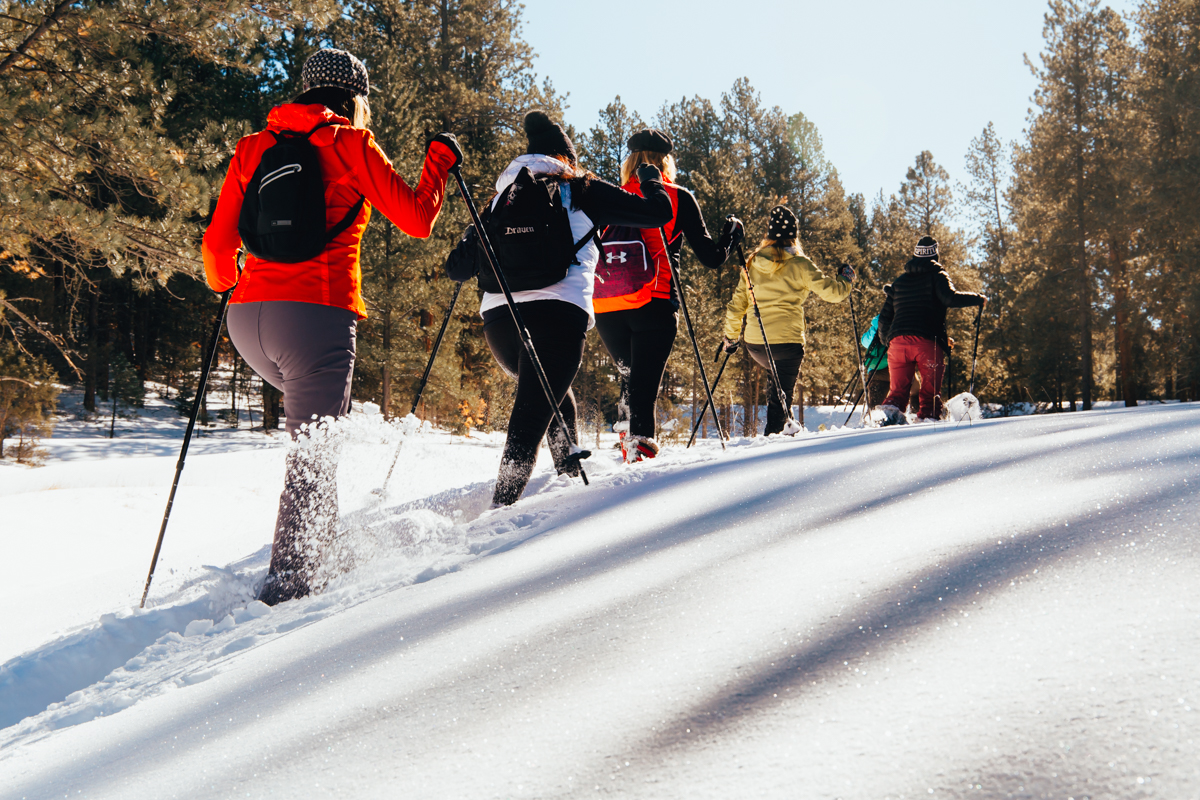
[
  {"xmin": 238, "ymin": 121, "xmax": 364, "ymax": 264},
  {"xmin": 475, "ymin": 167, "xmax": 596, "ymax": 293}
]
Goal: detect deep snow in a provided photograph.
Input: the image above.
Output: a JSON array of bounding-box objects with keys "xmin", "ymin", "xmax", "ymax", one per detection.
[{"xmin": 1, "ymin": 396, "xmax": 1198, "ymax": 799}]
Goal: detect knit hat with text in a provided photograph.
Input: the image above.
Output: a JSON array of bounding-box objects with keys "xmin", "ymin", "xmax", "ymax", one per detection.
[
  {"xmin": 913, "ymin": 235, "xmax": 939, "ymax": 259},
  {"xmin": 767, "ymin": 205, "xmax": 799, "ymax": 240},
  {"xmin": 302, "ymin": 48, "xmax": 370, "ymax": 97},
  {"xmin": 524, "ymin": 111, "xmax": 577, "ymax": 164}
]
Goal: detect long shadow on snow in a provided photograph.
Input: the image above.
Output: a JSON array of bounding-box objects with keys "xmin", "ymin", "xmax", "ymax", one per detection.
[
  {"xmin": 587, "ymin": 477, "xmax": 1200, "ymax": 787},
  {"xmin": 7, "ymin": 410, "xmax": 1190, "ymax": 791},
  {"xmin": 9, "ymin": 408, "xmax": 1191, "ymax": 792}
]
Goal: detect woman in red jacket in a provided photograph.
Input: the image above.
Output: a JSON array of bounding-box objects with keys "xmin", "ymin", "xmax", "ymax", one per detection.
[
  {"xmin": 202, "ymin": 48, "xmax": 461, "ymax": 604},
  {"xmin": 592, "ymin": 129, "xmax": 742, "ymax": 462}
]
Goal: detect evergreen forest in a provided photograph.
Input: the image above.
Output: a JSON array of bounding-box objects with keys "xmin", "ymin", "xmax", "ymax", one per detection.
[{"xmin": 3, "ymin": 0, "xmax": 1199, "ymax": 456}]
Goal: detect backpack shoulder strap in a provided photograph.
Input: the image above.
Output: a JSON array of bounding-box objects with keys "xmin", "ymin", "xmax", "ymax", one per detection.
[
  {"xmin": 301, "ymin": 120, "xmax": 365, "ymax": 243},
  {"xmin": 573, "ymin": 224, "xmax": 600, "ymax": 255},
  {"xmin": 304, "ymin": 120, "xmax": 339, "ymax": 138},
  {"xmin": 326, "ymin": 196, "xmax": 366, "ymax": 243}
]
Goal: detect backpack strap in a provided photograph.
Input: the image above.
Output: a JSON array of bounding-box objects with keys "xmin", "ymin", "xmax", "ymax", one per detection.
[
  {"xmin": 327, "ymin": 196, "xmax": 366, "ymax": 243},
  {"xmin": 572, "ymin": 224, "xmax": 601, "ymax": 255},
  {"xmin": 301, "ymin": 120, "xmax": 366, "ymax": 244}
]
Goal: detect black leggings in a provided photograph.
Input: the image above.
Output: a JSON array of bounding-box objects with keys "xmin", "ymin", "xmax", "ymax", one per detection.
[
  {"xmin": 483, "ymin": 300, "xmax": 588, "ymax": 506},
  {"xmin": 745, "ymin": 342, "xmax": 805, "ymax": 435},
  {"xmin": 594, "ymin": 298, "xmax": 678, "ymax": 439}
]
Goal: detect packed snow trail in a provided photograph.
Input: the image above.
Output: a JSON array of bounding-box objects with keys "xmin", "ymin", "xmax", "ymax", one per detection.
[{"xmin": 2, "ymin": 404, "xmax": 1199, "ymax": 798}]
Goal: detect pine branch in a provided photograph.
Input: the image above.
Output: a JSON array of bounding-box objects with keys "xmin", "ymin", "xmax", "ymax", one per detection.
[
  {"xmin": 0, "ymin": 0, "xmax": 76, "ymax": 76},
  {"xmin": 0, "ymin": 296, "xmax": 82, "ymax": 378}
]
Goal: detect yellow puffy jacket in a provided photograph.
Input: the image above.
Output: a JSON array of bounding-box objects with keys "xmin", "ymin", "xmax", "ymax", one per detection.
[{"xmin": 723, "ymin": 245, "xmax": 851, "ymax": 346}]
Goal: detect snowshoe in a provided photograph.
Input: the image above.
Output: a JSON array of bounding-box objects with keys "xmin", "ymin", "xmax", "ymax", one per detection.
[
  {"xmin": 625, "ymin": 434, "xmax": 659, "ymax": 464},
  {"xmin": 614, "ymin": 422, "xmax": 630, "ymax": 459},
  {"xmin": 878, "ymin": 404, "xmax": 908, "ymax": 427},
  {"xmin": 781, "ymin": 418, "xmax": 804, "ymax": 436}
]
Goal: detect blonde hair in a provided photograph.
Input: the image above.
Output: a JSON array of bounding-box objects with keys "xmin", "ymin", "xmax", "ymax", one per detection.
[
  {"xmin": 748, "ymin": 237, "xmax": 803, "ymax": 265},
  {"xmin": 620, "ymin": 150, "xmax": 678, "ymax": 185},
  {"xmin": 351, "ymin": 95, "xmax": 371, "ymax": 129}
]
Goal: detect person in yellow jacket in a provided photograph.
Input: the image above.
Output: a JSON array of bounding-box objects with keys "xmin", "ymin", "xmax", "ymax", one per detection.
[{"xmin": 722, "ymin": 206, "xmax": 854, "ymax": 434}]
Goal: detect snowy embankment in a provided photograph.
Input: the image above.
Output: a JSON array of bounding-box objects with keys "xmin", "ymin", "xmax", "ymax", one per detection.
[{"xmin": 1, "ymin": 401, "xmax": 1198, "ymax": 798}]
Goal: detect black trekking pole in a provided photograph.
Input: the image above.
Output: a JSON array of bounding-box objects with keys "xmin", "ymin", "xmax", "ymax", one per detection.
[
  {"xmin": 665, "ymin": 227, "xmax": 726, "ymax": 450},
  {"xmin": 845, "ymin": 287, "xmax": 872, "ymax": 429},
  {"xmin": 843, "ymin": 360, "xmax": 884, "ymax": 427},
  {"xmin": 374, "ymin": 281, "xmax": 464, "ymax": 502},
  {"xmin": 968, "ymin": 305, "xmax": 983, "ymax": 395},
  {"xmin": 734, "ymin": 243, "xmax": 801, "ymax": 435},
  {"xmin": 451, "ymin": 166, "xmax": 591, "ymax": 483},
  {"xmin": 411, "ymin": 281, "xmax": 463, "ymax": 417},
  {"xmin": 686, "ymin": 316, "xmax": 745, "ymax": 448},
  {"xmin": 141, "ymin": 279, "xmax": 236, "ymax": 608},
  {"xmin": 831, "ymin": 370, "xmax": 860, "ymax": 416}
]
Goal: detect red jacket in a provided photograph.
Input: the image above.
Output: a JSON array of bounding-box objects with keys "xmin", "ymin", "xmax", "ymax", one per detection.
[{"xmin": 202, "ymin": 104, "xmax": 455, "ymax": 318}]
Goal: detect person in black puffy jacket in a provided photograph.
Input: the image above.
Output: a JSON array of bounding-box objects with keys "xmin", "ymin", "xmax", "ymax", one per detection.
[{"xmin": 877, "ymin": 236, "xmax": 986, "ymax": 423}]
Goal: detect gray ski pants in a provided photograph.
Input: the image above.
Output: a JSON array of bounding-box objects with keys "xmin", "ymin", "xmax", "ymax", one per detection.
[
  {"xmin": 226, "ymin": 300, "xmax": 357, "ymax": 603},
  {"xmin": 226, "ymin": 301, "xmax": 358, "ymax": 439}
]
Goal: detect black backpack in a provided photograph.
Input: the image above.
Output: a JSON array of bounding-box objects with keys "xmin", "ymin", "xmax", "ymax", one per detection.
[
  {"xmin": 475, "ymin": 167, "xmax": 596, "ymax": 293},
  {"xmin": 238, "ymin": 121, "xmax": 365, "ymax": 264}
]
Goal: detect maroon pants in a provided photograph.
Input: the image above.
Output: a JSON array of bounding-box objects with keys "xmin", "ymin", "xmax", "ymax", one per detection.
[{"xmin": 883, "ymin": 335, "xmax": 946, "ymax": 420}]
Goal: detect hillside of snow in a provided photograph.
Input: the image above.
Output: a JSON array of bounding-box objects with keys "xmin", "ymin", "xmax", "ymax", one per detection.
[{"xmin": 1, "ymin": 397, "xmax": 1198, "ymax": 798}]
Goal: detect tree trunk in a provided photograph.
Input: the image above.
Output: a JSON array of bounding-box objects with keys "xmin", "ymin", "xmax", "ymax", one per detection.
[
  {"xmin": 381, "ymin": 308, "xmax": 392, "ymax": 419},
  {"xmin": 1109, "ymin": 239, "xmax": 1137, "ymax": 408},
  {"xmin": 84, "ymin": 287, "xmax": 99, "ymax": 412},
  {"xmin": 797, "ymin": 380, "xmax": 804, "ymax": 427},
  {"xmin": 263, "ymin": 383, "xmax": 282, "ymax": 430},
  {"xmin": 110, "ymin": 397, "xmax": 117, "ymax": 438},
  {"xmin": 1072, "ymin": 49, "xmax": 1093, "ymax": 412}
]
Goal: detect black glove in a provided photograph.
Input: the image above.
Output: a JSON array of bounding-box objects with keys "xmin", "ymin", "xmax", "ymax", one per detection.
[
  {"xmin": 444, "ymin": 225, "xmax": 480, "ymax": 282},
  {"xmin": 429, "ymin": 132, "xmax": 463, "ymax": 170},
  {"xmin": 718, "ymin": 215, "xmax": 745, "ymax": 252},
  {"xmin": 837, "ymin": 263, "xmax": 856, "ymax": 282},
  {"xmin": 720, "ymin": 336, "xmax": 740, "ymax": 355},
  {"xmin": 635, "ymin": 163, "xmax": 662, "ymax": 184}
]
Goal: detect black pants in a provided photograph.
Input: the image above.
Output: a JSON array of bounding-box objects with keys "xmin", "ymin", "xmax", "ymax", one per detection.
[
  {"xmin": 745, "ymin": 342, "xmax": 805, "ymax": 435},
  {"xmin": 594, "ymin": 298, "xmax": 678, "ymax": 439},
  {"xmin": 484, "ymin": 300, "xmax": 588, "ymax": 506}
]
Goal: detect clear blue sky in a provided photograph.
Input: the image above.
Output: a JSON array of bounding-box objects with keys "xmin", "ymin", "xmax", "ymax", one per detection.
[{"xmin": 519, "ymin": 0, "xmax": 1135, "ymax": 209}]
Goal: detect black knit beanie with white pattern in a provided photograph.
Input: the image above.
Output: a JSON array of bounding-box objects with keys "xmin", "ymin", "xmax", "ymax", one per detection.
[
  {"xmin": 302, "ymin": 48, "xmax": 370, "ymax": 97},
  {"xmin": 767, "ymin": 205, "xmax": 799, "ymax": 240}
]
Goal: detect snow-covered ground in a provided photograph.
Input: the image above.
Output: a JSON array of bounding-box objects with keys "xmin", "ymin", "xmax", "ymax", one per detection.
[{"xmin": 1, "ymin": 394, "xmax": 1198, "ymax": 798}]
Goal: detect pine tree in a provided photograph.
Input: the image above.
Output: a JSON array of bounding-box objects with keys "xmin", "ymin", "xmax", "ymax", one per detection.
[
  {"xmin": 0, "ymin": 339, "xmax": 58, "ymax": 461},
  {"xmin": 105, "ymin": 350, "xmax": 142, "ymax": 438},
  {"xmin": 963, "ymin": 123, "xmax": 1017, "ymax": 398},
  {"xmin": 1015, "ymin": 0, "xmax": 1127, "ymax": 409},
  {"xmin": 1132, "ymin": 0, "xmax": 1200, "ymax": 401}
]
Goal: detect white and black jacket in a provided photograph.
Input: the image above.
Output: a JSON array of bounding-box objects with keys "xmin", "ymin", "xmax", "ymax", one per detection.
[{"xmin": 446, "ymin": 154, "xmax": 672, "ymax": 328}]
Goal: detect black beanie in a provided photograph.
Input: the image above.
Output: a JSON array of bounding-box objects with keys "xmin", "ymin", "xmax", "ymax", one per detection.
[
  {"xmin": 627, "ymin": 128, "xmax": 673, "ymax": 154},
  {"xmin": 767, "ymin": 205, "xmax": 799, "ymax": 240},
  {"xmin": 914, "ymin": 235, "xmax": 939, "ymax": 259},
  {"xmin": 524, "ymin": 111, "xmax": 577, "ymax": 164}
]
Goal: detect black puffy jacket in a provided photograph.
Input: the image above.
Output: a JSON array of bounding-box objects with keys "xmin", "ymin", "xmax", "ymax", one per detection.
[{"xmin": 878, "ymin": 258, "xmax": 984, "ymax": 351}]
